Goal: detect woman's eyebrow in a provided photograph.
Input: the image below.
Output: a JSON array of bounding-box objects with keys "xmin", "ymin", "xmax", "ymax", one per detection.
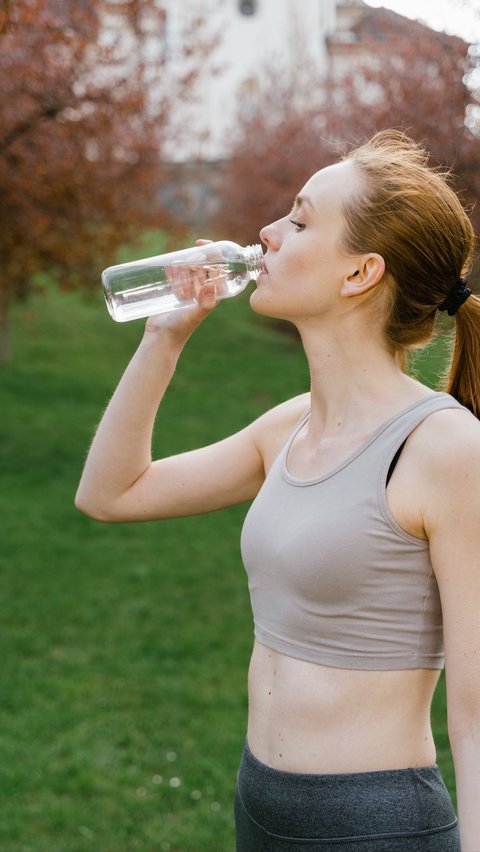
[{"xmin": 293, "ymin": 194, "xmax": 314, "ymax": 211}]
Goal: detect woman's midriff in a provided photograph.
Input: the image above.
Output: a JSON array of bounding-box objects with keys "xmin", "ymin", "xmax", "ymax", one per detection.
[{"xmin": 247, "ymin": 640, "xmax": 440, "ymax": 774}]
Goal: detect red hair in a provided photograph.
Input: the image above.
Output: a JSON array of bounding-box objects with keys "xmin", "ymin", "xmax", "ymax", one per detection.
[{"xmin": 342, "ymin": 131, "xmax": 478, "ymax": 414}]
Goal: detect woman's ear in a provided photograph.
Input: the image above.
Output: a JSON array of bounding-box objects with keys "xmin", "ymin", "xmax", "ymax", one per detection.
[{"xmin": 340, "ymin": 254, "xmax": 385, "ymax": 298}]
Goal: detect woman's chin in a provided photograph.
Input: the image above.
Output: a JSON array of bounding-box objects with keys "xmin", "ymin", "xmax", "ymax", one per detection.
[
  {"xmin": 249, "ymin": 289, "xmax": 275, "ymax": 317},
  {"xmin": 249, "ymin": 290, "xmax": 292, "ymax": 322}
]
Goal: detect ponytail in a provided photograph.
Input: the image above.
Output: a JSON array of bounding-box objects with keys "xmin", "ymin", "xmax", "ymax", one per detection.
[{"xmin": 444, "ymin": 294, "xmax": 480, "ymax": 418}]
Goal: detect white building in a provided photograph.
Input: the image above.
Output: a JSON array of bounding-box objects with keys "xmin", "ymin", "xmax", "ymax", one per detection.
[{"xmin": 161, "ymin": 0, "xmax": 365, "ymax": 161}]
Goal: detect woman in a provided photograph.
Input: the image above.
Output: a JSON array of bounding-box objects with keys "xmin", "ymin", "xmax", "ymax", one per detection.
[{"xmin": 76, "ymin": 130, "xmax": 480, "ymax": 850}]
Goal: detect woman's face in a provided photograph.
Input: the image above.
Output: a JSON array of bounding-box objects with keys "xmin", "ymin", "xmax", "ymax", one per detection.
[{"xmin": 251, "ymin": 159, "xmax": 364, "ymax": 322}]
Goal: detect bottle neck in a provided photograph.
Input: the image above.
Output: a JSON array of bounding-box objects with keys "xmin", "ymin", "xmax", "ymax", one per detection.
[{"xmin": 244, "ymin": 244, "xmax": 265, "ymax": 275}]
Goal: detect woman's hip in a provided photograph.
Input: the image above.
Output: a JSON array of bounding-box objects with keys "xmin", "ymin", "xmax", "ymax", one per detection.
[{"xmin": 235, "ymin": 740, "xmax": 459, "ymax": 851}]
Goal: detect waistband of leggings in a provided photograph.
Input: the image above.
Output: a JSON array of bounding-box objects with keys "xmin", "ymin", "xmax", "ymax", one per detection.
[
  {"xmin": 243, "ymin": 739, "xmax": 440, "ymax": 784},
  {"xmin": 238, "ymin": 740, "xmax": 457, "ymax": 839}
]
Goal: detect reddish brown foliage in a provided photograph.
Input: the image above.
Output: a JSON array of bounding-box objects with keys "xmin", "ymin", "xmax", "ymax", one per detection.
[
  {"xmin": 0, "ymin": 0, "xmax": 217, "ymax": 357},
  {"xmin": 215, "ymin": 9, "xmax": 480, "ymax": 268}
]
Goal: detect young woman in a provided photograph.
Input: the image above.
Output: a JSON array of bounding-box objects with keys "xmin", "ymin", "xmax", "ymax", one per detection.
[{"xmin": 76, "ymin": 131, "xmax": 480, "ymax": 851}]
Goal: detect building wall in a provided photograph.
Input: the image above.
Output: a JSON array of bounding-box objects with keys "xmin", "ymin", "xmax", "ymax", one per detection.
[{"xmin": 162, "ymin": 0, "xmax": 338, "ymax": 161}]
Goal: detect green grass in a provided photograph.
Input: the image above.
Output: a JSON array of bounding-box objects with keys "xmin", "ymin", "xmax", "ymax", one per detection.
[{"xmin": 0, "ymin": 277, "xmax": 454, "ymax": 851}]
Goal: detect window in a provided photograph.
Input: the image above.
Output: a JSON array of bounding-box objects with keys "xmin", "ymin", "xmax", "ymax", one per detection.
[{"xmin": 239, "ymin": 0, "xmax": 257, "ymax": 16}]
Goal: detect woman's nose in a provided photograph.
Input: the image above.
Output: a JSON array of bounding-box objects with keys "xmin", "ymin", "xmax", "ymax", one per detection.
[{"xmin": 260, "ymin": 221, "xmax": 279, "ymax": 250}]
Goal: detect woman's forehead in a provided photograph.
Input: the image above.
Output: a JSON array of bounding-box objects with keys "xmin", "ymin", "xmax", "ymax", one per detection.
[{"xmin": 300, "ymin": 160, "xmax": 359, "ymax": 205}]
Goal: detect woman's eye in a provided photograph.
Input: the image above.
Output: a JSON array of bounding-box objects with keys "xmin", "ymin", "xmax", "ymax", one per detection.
[{"xmin": 289, "ymin": 219, "xmax": 306, "ymax": 232}]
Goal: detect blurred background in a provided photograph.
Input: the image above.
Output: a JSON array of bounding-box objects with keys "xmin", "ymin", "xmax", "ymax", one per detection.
[{"xmin": 1, "ymin": 1, "xmax": 479, "ymax": 849}]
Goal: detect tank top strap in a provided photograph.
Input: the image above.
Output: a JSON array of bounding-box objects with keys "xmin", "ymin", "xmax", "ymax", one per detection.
[
  {"xmin": 274, "ymin": 407, "xmax": 311, "ymax": 466},
  {"xmin": 375, "ymin": 392, "xmax": 466, "ymax": 489}
]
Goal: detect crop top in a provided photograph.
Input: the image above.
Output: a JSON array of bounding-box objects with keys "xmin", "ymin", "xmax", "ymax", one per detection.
[{"xmin": 240, "ymin": 392, "xmax": 465, "ymax": 670}]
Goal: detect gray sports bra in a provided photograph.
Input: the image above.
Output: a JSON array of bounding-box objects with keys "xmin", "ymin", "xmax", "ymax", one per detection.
[{"xmin": 240, "ymin": 393, "xmax": 465, "ymax": 670}]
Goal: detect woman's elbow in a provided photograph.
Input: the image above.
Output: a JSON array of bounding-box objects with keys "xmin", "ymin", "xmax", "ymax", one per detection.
[{"xmin": 74, "ymin": 489, "xmax": 116, "ymax": 523}]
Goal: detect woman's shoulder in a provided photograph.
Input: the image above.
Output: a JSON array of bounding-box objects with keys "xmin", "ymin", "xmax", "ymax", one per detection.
[
  {"xmin": 408, "ymin": 396, "xmax": 480, "ymax": 480},
  {"xmin": 403, "ymin": 399, "xmax": 480, "ymax": 555},
  {"xmin": 250, "ymin": 393, "xmax": 311, "ymax": 471},
  {"xmin": 392, "ymin": 397, "xmax": 480, "ymax": 538},
  {"xmin": 255, "ymin": 392, "xmax": 311, "ymax": 432}
]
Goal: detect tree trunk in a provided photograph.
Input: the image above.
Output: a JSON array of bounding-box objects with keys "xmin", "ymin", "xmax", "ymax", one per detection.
[{"xmin": 0, "ymin": 291, "xmax": 11, "ymax": 364}]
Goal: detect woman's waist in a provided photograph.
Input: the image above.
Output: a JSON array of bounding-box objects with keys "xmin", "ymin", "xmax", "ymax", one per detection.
[
  {"xmin": 247, "ymin": 640, "xmax": 439, "ymax": 773},
  {"xmin": 236, "ymin": 741, "xmax": 458, "ymax": 845}
]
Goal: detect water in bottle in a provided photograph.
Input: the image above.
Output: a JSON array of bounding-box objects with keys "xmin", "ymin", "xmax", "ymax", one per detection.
[{"xmin": 102, "ymin": 240, "xmax": 265, "ymax": 322}]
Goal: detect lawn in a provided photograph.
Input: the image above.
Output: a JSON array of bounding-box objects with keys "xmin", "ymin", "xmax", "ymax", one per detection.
[{"xmin": 0, "ymin": 268, "xmax": 454, "ymax": 851}]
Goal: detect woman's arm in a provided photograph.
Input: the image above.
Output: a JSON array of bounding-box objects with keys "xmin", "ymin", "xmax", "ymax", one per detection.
[
  {"xmin": 75, "ymin": 282, "xmax": 268, "ymax": 522},
  {"xmin": 421, "ymin": 409, "xmax": 480, "ymax": 852},
  {"xmin": 75, "ymin": 281, "xmax": 308, "ymax": 524}
]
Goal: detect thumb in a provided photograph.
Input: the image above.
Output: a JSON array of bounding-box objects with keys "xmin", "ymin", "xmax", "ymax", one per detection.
[{"xmin": 197, "ymin": 282, "xmax": 217, "ymax": 312}]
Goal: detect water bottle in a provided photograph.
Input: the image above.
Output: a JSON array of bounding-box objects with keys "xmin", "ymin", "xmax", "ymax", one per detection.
[{"xmin": 102, "ymin": 240, "xmax": 265, "ymax": 322}]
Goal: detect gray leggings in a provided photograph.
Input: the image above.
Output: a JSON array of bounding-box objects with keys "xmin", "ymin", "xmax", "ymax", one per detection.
[{"xmin": 235, "ymin": 741, "xmax": 460, "ymax": 851}]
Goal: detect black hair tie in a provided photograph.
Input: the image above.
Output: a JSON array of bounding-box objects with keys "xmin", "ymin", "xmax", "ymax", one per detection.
[{"xmin": 438, "ymin": 277, "xmax": 472, "ymax": 316}]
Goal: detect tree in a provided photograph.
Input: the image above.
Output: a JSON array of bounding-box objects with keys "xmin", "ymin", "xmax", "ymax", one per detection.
[
  {"xmin": 214, "ymin": 8, "xmax": 480, "ymax": 265},
  {"xmin": 0, "ymin": 0, "xmax": 219, "ymax": 361}
]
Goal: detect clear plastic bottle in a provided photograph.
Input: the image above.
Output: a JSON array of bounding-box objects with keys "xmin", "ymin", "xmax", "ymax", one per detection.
[{"xmin": 102, "ymin": 240, "xmax": 265, "ymax": 322}]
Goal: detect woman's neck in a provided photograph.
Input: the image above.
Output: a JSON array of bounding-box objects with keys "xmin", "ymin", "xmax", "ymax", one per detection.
[{"xmin": 298, "ymin": 320, "xmax": 428, "ymax": 439}]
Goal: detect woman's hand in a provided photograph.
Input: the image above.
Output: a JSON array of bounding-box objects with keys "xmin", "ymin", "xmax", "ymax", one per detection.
[{"xmin": 144, "ymin": 239, "xmax": 218, "ymax": 346}]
